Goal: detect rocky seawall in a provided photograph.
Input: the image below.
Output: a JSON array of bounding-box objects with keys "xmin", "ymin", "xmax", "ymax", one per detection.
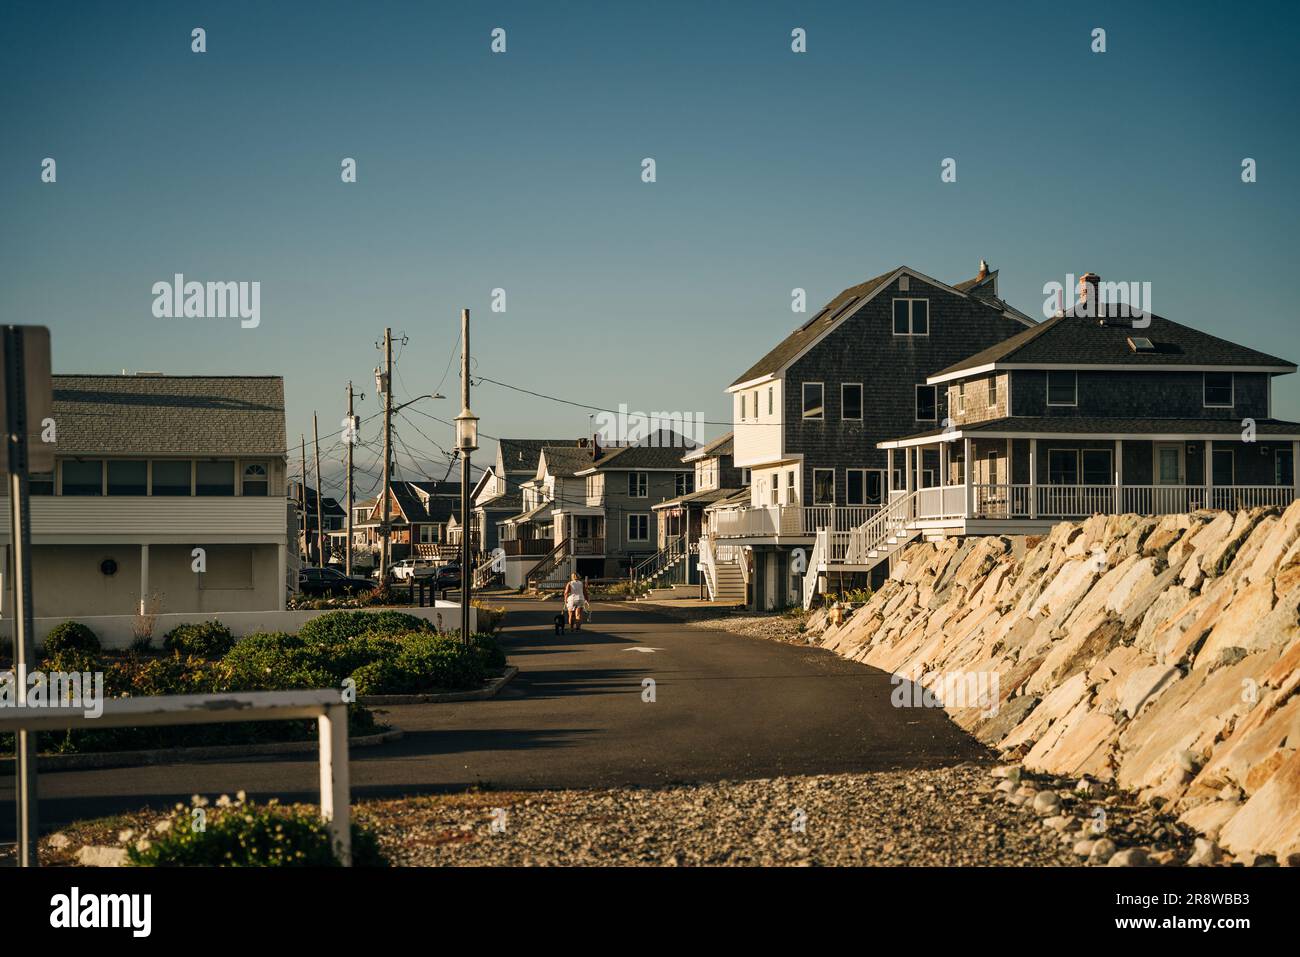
[{"xmin": 815, "ymin": 502, "xmax": 1300, "ymax": 863}]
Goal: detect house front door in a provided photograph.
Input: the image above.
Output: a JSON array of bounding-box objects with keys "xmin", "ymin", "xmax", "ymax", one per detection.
[
  {"xmin": 1154, "ymin": 442, "xmax": 1188, "ymax": 512},
  {"xmin": 1155, "ymin": 443, "xmax": 1184, "ymax": 485}
]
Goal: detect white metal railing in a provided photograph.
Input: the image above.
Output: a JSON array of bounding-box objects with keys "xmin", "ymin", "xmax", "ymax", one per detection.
[{"xmin": 0, "ymin": 689, "xmax": 352, "ymax": 865}]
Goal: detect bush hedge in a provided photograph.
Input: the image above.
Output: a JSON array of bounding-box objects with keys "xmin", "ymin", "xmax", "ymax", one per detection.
[
  {"xmin": 127, "ymin": 798, "xmax": 386, "ymax": 867},
  {"xmin": 42, "ymin": 621, "xmax": 101, "ymax": 655},
  {"xmin": 162, "ymin": 620, "xmax": 236, "ymax": 658},
  {"xmin": 3, "ymin": 611, "xmax": 507, "ymax": 755}
]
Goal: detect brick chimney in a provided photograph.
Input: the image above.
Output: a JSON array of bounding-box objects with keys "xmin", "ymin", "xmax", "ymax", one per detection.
[
  {"xmin": 591, "ymin": 434, "xmax": 602, "ymax": 459},
  {"xmin": 1077, "ymin": 272, "xmax": 1101, "ymax": 310},
  {"xmin": 977, "ymin": 259, "xmax": 989, "ymax": 281}
]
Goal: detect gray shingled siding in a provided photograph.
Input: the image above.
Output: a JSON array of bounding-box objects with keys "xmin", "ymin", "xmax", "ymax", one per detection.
[
  {"xmin": 1010, "ymin": 370, "xmax": 1270, "ymax": 420},
  {"xmin": 784, "ymin": 274, "xmax": 1028, "ymax": 504},
  {"xmin": 599, "ymin": 469, "xmax": 690, "ymax": 576}
]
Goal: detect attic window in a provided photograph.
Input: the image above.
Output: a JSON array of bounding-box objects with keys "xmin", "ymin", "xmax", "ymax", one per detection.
[{"xmin": 1127, "ymin": 336, "xmax": 1155, "ymax": 352}]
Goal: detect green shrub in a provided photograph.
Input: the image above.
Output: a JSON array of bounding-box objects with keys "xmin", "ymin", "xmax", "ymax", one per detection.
[
  {"xmin": 467, "ymin": 632, "xmax": 507, "ymax": 671},
  {"xmin": 39, "ymin": 647, "xmax": 103, "ymax": 677},
  {"xmin": 162, "ymin": 620, "xmax": 236, "ymax": 658},
  {"xmin": 127, "ymin": 798, "xmax": 387, "ymax": 867},
  {"xmin": 298, "ymin": 610, "xmax": 433, "ymax": 645},
  {"xmin": 222, "ymin": 632, "xmax": 335, "ymax": 691},
  {"xmin": 42, "ymin": 621, "xmax": 100, "ymax": 655},
  {"xmin": 348, "ymin": 631, "xmax": 485, "ymax": 695}
]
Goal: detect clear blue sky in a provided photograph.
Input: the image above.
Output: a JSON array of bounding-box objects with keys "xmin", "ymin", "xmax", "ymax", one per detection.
[{"xmin": 3, "ymin": 0, "xmax": 1297, "ymax": 494}]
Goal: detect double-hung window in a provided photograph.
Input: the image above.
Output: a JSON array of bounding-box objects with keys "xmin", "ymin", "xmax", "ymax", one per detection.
[
  {"xmin": 802, "ymin": 382, "xmax": 824, "ymax": 420},
  {"xmin": 627, "ymin": 514, "xmax": 649, "ymax": 542},
  {"xmin": 842, "ymin": 383, "xmax": 863, "ymax": 421},
  {"xmin": 1047, "ymin": 371, "xmax": 1077, "ymax": 407},
  {"xmin": 1204, "ymin": 372, "xmax": 1234, "ymax": 408},
  {"xmin": 813, "ymin": 468, "xmax": 835, "ymax": 505},
  {"xmin": 628, "ymin": 472, "xmax": 648, "ymax": 498},
  {"xmin": 915, "ymin": 385, "xmax": 937, "ymax": 422}
]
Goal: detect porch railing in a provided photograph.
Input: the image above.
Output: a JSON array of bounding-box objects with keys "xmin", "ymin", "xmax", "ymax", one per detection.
[
  {"xmin": 710, "ymin": 504, "xmax": 881, "ymax": 538},
  {"xmin": 962, "ymin": 484, "xmax": 1295, "ymax": 520}
]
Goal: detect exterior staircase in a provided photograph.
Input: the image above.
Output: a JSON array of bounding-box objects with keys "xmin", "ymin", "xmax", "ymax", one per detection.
[
  {"xmin": 803, "ymin": 489, "xmax": 921, "ymax": 608},
  {"xmin": 631, "ymin": 535, "xmax": 691, "ymax": 588},
  {"xmin": 699, "ymin": 534, "xmax": 746, "ymax": 603},
  {"xmin": 526, "ymin": 538, "xmax": 573, "ymax": 591}
]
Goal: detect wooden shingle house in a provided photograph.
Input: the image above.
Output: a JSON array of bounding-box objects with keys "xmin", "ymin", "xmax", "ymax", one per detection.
[
  {"xmin": 707, "ymin": 262, "xmax": 1036, "ymax": 609},
  {"xmin": 803, "ymin": 273, "xmax": 1300, "ymax": 607}
]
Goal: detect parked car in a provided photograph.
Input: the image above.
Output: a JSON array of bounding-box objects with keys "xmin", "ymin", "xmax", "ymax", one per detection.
[
  {"xmin": 391, "ymin": 558, "xmax": 437, "ymax": 581},
  {"xmin": 298, "ymin": 566, "xmax": 373, "ymax": 597},
  {"xmin": 434, "ymin": 565, "xmax": 462, "ymax": 590}
]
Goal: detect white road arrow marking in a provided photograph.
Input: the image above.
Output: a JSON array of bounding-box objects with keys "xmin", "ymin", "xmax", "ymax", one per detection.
[{"xmin": 623, "ymin": 647, "xmax": 662, "ymax": 654}]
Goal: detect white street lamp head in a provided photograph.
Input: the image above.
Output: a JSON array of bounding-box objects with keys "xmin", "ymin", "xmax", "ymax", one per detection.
[{"xmin": 455, "ymin": 407, "xmax": 479, "ymax": 452}]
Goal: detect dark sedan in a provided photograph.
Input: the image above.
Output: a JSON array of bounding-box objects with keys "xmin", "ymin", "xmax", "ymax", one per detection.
[{"xmin": 298, "ymin": 566, "xmax": 374, "ymax": 597}]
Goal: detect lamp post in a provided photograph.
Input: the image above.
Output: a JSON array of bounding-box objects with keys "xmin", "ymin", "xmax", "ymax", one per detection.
[{"xmin": 455, "ymin": 308, "xmax": 478, "ymax": 646}]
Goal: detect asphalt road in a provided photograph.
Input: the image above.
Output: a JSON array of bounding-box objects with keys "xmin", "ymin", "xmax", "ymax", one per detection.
[{"xmin": 0, "ymin": 601, "xmax": 987, "ymax": 837}]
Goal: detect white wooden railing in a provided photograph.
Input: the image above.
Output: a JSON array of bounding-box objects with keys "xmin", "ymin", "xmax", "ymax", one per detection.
[
  {"xmin": 962, "ymin": 484, "xmax": 1295, "ymax": 520},
  {"xmin": 0, "ymin": 689, "xmax": 352, "ymax": 866},
  {"xmin": 710, "ymin": 504, "xmax": 881, "ymax": 538}
]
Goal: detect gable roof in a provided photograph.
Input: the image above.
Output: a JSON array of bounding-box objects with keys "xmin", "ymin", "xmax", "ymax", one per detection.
[
  {"xmin": 682, "ymin": 431, "xmax": 733, "ymax": 463},
  {"xmin": 929, "ymin": 307, "xmax": 1297, "ymax": 383},
  {"xmin": 729, "ymin": 266, "xmax": 1034, "ymax": 389},
  {"xmin": 51, "ymin": 375, "xmax": 286, "ymax": 456},
  {"xmin": 729, "ymin": 269, "xmax": 898, "ymax": 388},
  {"xmin": 537, "ymin": 445, "xmax": 597, "ymax": 478},
  {"xmin": 577, "ymin": 440, "xmax": 696, "ymax": 474},
  {"xmin": 497, "ymin": 438, "xmax": 575, "ymax": 473}
]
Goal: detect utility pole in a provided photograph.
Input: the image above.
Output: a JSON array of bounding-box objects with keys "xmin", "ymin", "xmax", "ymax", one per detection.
[
  {"xmin": 300, "ymin": 433, "xmax": 307, "ymax": 563},
  {"xmin": 313, "ymin": 411, "xmax": 324, "ymax": 567},
  {"xmin": 345, "ymin": 381, "xmax": 355, "ymax": 577},
  {"xmin": 380, "ymin": 327, "xmax": 393, "ymax": 579},
  {"xmin": 456, "ymin": 308, "xmax": 478, "ymax": 646}
]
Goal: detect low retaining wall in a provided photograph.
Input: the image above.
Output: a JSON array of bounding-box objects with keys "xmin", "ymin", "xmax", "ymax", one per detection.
[
  {"xmin": 812, "ymin": 503, "xmax": 1300, "ymax": 863},
  {"xmin": 1, "ymin": 602, "xmax": 476, "ymax": 650}
]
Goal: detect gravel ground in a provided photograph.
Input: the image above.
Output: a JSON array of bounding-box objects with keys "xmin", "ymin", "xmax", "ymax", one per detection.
[
  {"xmin": 7, "ymin": 762, "xmax": 1221, "ymax": 867},
  {"xmin": 366, "ymin": 765, "xmax": 1079, "ymax": 866}
]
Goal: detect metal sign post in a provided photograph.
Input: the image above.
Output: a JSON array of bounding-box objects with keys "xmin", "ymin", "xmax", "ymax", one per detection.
[{"xmin": 2, "ymin": 325, "xmax": 54, "ymax": 867}]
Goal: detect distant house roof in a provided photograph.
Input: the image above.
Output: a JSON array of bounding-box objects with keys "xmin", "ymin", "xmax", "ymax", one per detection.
[
  {"xmin": 576, "ymin": 440, "xmax": 696, "ymax": 475},
  {"xmin": 880, "ymin": 416, "xmax": 1300, "ymax": 446},
  {"xmin": 929, "ymin": 309, "xmax": 1297, "ymax": 382},
  {"xmin": 729, "ymin": 265, "xmax": 1035, "ymax": 388},
  {"xmin": 652, "ymin": 486, "xmax": 744, "ymax": 510},
  {"xmin": 51, "ymin": 374, "xmax": 286, "ymax": 456},
  {"xmin": 292, "ymin": 483, "xmax": 345, "ymax": 518},
  {"xmin": 703, "ymin": 487, "xmax": 752, "ymax": 511},
  {"xmin": 498, "ymin": 438, "xmax": 576, "ymax": 473},
  {"xmin": 538, "ymin": 445, "xmax": 597, "ymax": 478},
  {"xmin": 480, "ymin": 490, "xmax": 522, "ymax": 514},
  {"xmin": 682, "ymin": 432, "xmax": 733, "ymax": 463}
]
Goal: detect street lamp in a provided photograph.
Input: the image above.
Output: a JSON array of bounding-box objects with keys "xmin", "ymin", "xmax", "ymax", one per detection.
[{"xmin": 455, "ymin": 406, "xmax": 479, "ymax": 454}]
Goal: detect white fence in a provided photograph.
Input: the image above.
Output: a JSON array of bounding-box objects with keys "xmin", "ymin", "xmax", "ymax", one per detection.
[
  {"xmin": 710, "ymin": 505, "xmax": 880, "ymax": 538},
  {"xmin": 0, "ymin": 689, "xmax": 353, "ymax": 866}
]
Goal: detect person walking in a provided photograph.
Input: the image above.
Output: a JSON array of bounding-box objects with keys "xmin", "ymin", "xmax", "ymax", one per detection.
[{"xmin": 564, "ymin": 572, "xmax": 587, "ymax": 630}]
